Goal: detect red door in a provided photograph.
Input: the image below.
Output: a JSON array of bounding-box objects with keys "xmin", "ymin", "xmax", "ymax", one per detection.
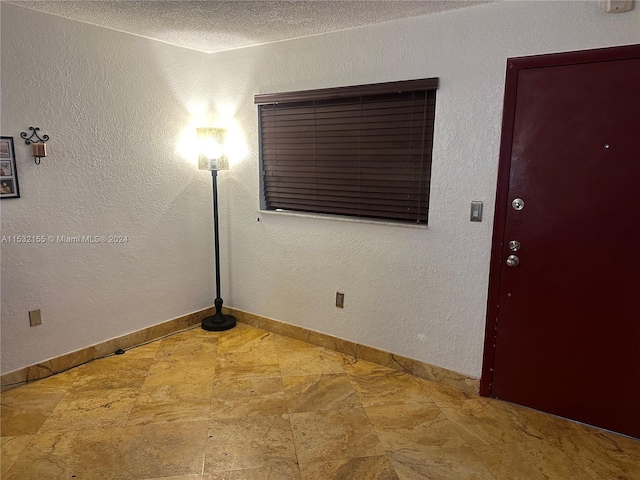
[{"xmin": 482, "ymin": 45, "xmax": 640, "ymax": 438}]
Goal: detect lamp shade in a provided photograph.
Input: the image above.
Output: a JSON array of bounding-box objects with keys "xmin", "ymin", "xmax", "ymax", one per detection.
[{"xmin": 197, "ymin": 127, "xmax": 229, "ymax": 171}]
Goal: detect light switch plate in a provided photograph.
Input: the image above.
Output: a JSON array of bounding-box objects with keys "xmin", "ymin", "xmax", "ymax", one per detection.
[
  {"xmin": 336, "ymin": 292, "xmax": 344, "ymax": 308},
  {"xmin": 470, "ymin": 201, "xmax": 483, "ymax": 222}
]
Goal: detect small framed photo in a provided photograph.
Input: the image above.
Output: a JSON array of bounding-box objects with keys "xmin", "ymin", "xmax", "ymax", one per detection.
[
  {"xmin": 0, "ymin": 139, "xmax": 11, "ymax": 158},
  {"xmin": 0, "ymin": 161, "xmax": 12, "ymax": 177},
  {"xmin": 0, "ymin": 137, "xmax": 20, "ymax": 199}
]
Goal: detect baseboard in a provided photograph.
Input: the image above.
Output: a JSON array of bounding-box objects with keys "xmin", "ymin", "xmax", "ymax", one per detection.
[
  {"xmin": 1, "ymin": 305, "xmax": 479, "ymax": 395},
  {"xmin": 0, "ymin": 307, "xmax": 215, "ymax": 391},
  {"xmin": 225, "ymin": 306, "xmax": 480, "ymax": 394}
]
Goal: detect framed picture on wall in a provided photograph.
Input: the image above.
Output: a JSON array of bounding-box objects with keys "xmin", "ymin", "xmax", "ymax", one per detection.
[{"xmin": 0, "ymin": 137, "xmax": 20, "ymax": 199}]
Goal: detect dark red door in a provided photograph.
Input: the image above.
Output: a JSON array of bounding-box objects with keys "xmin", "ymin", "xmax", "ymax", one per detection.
[{"xmin": 484, "ymin": 45, "xmax": 640, "ymax": 438}]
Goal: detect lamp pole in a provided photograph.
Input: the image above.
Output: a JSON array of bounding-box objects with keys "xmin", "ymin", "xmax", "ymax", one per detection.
[{"xmin": 201, "ymin": 168, "xmax": 236, "ymax": 331}]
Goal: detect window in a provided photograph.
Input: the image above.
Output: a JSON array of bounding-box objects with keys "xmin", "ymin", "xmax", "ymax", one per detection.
[{"xmin": 254, "ymin": 78, "xmax": 437, "ymax": 224}]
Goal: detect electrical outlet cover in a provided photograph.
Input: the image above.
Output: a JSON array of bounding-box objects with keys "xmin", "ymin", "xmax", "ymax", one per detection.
[
  {"xmin": 29, "ymin": 309, "xmax": 42, "ymax": 327},
  {"xmin": 602, "ymin": 0, "xmax": 634, "ymax": 13}
]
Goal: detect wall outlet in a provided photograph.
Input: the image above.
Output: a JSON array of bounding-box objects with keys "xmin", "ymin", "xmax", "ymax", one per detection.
[
  {"xmin": 29, "ymin": 309, "xmax": 42, "ymax": 327},
  {"xmin": 601, "ymin": 0, "xmax": 634, "ymax": 13},
  {"xmin": 336, "ymin": 292, "xmax": 345, "ymax": 308}
]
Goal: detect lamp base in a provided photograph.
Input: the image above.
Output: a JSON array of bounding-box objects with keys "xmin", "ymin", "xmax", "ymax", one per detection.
[
  {"xmin": 201, "ymin": 298, "xmax": 236, "ymax": 331},
  {"xmin": 202, "ymin": 313, "xmax": 236, "ymax": 331}
]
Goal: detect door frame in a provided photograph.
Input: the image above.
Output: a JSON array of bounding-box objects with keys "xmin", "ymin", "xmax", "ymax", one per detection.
[{"xmin": 480, "ymin": 43, "xmax": 640, "ymax": 398}]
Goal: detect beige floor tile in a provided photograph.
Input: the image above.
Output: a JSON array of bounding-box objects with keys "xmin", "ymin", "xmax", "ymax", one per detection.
[
  {"xmin": 348, "ymin": 370, "xmax": 435, "ymax": 407},
  {"xmin": 204, "ymin": 460, "xmax": 301, "ymax": 479},
  {"xmin": 147, "ymin": 476, "xmax": 204, "ymax": 480},
  {"xmin": 216, "ymin": 325, "xmax": 274, "ymax": 354},
  {"xmin": 283, "ymin": 374, "xmax": 362, "ymax": 413},
  {"xmin": 115, "ymin": 420, "xmax": 209, "ymax": 478},
  {"xmin": 70, "ymin": 356, "xmax": 154, "ymax": 392},
  {"xmin": 215, "ymin": 338, "xmax": 281, "ymax": 378},
  {"xmin": 506, "ymin": 403, "xmax": 597, "ymax": 439},
  {"xmin": 144, "ymin": 357, "xmax": 217, "ymax": 387},
  {"xmin": 2, "ymin": 427, "xmax": 124, "ymax": 480},
  {"xmin": 274, "ymin": 334, "xmax": 321, "ymax": 353},
  {"xmin": 142, "ymin": 361, "xmax": 216, "ymax": 393},
  {"xmin": 365, "ymin": 402, "xmax": 468, "ymax": 452},
  {"xmin": 390, "ymin": 447, "xmax": 496, "ymax": 480},
  {"xmin": 1, "ymin": 435, "xmax": 33, "ymax": 476},
  {"xmin": 223, "ymin": 333, "xmax": 277, "ymax": 356},
  {"xmin": 418, "ymin": 380, "xmax": 485, "ymax": 409},
  {"xmin": 473, "ymin": 438, "xmax": 593, "ymax": 480},
  {"xmin": 206, "ymin": 414, "xmax": 297, "ymax": 472},
  {"xmin": 155, "ymin": 330, "xmax": 219, "ymax": 361},
  {"xmin": 440, "ymin": 399, "xmax": 544, "ymax": 446},
  {"xmin": 212, "ymin": 374, "xmax": 284, "ymax": 399},
  {"xmin": 133, "ymin": 358, "xmax": 216, "ymax": 425},
  {"xmin": 185, "ymin": 325, "xmax": 226, "ymax": 338},
  {"xmin": 550, "ymin": 432, "xmax": 640, "ymax": 480},
  {"xmin": 127, "ymin": 381, "xmax": 213, "ymax": 426},
  {"xmin": 279, "ymin": 348, "xmax": 346, "ymax": 376},
  {"xmin": 210, "ymin": 375, "xmax": 287, "ymax": 418},
  {"xmin": 4, "ymin": 323, "xmax": 639, "ymax": 479},
  {"xmin": 0, "ymin": 386, "xmax": 67, "ymax": 436},
  {"xmin": 216, "ymin": 348, "xmax": 280, "ymax": 372},
  {"xmin": 299, "ymin": 455, "xmax": 398, "ymax": 480},
  {"xmin": 290, "ymin": 408, "xmax": 385, "ymax": 464},
  {"xmin": 38, "ymin": 388, "xmax": 138, "ymax": 432},
  {"xmin": 215, "ymin": 360, "xmax": 282, "ymax": 379}
]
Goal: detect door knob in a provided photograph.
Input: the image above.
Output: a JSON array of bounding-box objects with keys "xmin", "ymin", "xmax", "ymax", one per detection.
[
  {"xmin": 512, "ymin": 198, "xmax": 525, "ymax": 211},
  {"xmin": 506, "ymin": 255, "xmax": 520, "ymax": 267}
]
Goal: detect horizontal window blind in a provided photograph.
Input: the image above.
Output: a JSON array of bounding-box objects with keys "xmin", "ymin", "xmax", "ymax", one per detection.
[{"xmin": 255, "ymin": 79, "xmax": 437, "ymax": 224}]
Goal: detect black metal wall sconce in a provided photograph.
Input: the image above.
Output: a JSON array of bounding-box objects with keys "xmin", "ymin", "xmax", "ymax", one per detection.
[{"xmin": 21, "ymin": 127, "xmax": 50, "ymax": 165}]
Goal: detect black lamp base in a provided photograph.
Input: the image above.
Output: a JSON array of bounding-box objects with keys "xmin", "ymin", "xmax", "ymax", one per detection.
[{"xmin": 202, "ymin": 298, "xmax": 236, "ymax": 331}]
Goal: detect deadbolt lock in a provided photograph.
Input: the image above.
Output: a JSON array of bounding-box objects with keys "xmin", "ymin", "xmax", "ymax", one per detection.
[
  {"xmin": 506, "ymin": 255, "xmax": 520, "ymax": 267},
  {"xmin": 508, "ymin": 240, "xmax": 521, "ymax": 252}
]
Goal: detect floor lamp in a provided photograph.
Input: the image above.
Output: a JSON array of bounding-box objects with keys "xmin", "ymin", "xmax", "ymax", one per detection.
[{"xmin": 198, "ymin": 127, "xmax": 236, "ymax": 331}]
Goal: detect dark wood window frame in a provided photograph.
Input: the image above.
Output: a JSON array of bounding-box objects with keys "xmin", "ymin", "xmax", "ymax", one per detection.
[{"xmin": 254, "ymin": 78, "xmax": 438, "ymax": 224}]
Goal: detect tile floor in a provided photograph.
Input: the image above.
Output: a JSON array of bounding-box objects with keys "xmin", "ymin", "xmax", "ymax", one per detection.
[{"xmin": 1, "ymin": 323, "xmax": 639, "ymax": 479}]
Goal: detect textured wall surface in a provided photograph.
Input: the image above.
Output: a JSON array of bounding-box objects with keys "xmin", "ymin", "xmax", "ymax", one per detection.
[
  {"xmin": 208, "ymin": 1, "xmax": 639, "ymax": 378},
  {"xmin": 0, "ymin": 3, "xmax": 225, "ymax": 373},
  {"xmin": 1, "ymin": 1, "xmax": 638, "ymax": 376}
]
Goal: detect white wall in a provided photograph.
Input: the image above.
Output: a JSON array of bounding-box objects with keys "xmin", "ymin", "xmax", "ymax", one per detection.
[
  {"xmin": 1, "ymin": 1, "xmax": 638, "ymax": 377},
  {"xmin": 210, "ymin": 1, "xmax": 639, "ymax": 378},
  {"xmin": 0, "ymin": 3, "xmax": 225, "ymax": 373}
]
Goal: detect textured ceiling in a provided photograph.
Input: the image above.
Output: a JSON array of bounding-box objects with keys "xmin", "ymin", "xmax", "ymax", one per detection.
[{"xmin": 8, "ymin": 1, "xmax": 492, "ymax": 53}]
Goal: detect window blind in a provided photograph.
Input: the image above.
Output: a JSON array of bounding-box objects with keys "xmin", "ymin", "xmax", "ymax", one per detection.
[{"xmin": 255, "ymin": 78, "xmax": 437, "ymax": 224}]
